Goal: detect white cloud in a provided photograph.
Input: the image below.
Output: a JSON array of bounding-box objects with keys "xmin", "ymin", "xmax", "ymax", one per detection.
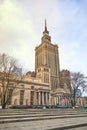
[
  {"xmin": 59, "ymin": 41, "xmax": 79, "ymax": 70},
  {"xmin": 0, "ymin": 0, "xmax": 37, "ymax": 71}
]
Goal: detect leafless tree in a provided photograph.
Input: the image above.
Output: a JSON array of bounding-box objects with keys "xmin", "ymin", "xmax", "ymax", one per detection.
[
  {"xmin": 0, "ymin": 53, "xmax": 23, "ymax": 109},
  {"xmin": 70, "ymin": 71, "xmax": 87, "ymax": 106}
]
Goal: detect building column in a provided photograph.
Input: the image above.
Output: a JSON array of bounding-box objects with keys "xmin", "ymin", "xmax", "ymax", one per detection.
[
  {"xmin": 46, "ymin": 92, "xmax": 48, "ymax": 105},
  {"xmin": 58, "ymin": 95, "xmax": 61, "ymax": 105},
  {"xmin": 57, "ymin": 96, "xmax": 59, "ymax": 105},
  {"xmin": 46, "ymin": 92, "xmax": 47, "ymax": 105},
  {"xmin": 58, "ymin": 96, "xmax": 60, "ymax": 105},
  {"xmin": 42, "ymin": 92, "xmax": 44, "ymax": 105},
  {"xmin": 44, "ymin": 92, "xmax": 47, "ymax": 105},
  {"xmin": 34, "ymin": 91, "xmax": 38, "ymax": 105},
  {"xmin": 48, "ymin": 92, "xmax": 51, "ymax": 105},
  {"xmin": 55, "ymin": 96, "xmax": 57, "ymax": 105},
  {"xmin": 39, "ymin": 92, "xmax": 41, "ymax": 105}
]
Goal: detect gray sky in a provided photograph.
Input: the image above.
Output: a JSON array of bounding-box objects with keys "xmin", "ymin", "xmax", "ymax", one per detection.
[{"xmin": 0, "ymin": 0, "xmax": 87, "ymax": 77}]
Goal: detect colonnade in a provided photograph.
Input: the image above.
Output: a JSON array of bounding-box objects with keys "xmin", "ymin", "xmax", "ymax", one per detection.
[
  {"xmin": 31, "ymin": 91, "xmax": 50, "ymax": 106},
  {"xmin": 51, "ymin": 94, "xmax": 72, "ymax": 106}
]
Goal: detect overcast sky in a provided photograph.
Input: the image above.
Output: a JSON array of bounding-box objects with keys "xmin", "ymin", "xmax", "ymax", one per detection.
[{"xmin": 0, "ymin": 0, "xmax": 87, "ymax": 78}]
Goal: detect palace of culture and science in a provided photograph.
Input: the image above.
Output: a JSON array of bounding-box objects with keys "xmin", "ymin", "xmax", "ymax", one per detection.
[{"xmin": 0, "ymin": 21, "xmax": 72, "ymax": 107}]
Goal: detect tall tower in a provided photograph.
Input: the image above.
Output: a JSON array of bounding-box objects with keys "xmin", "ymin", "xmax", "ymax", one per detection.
[{"xmin": 35, "ymin": 20, "xmax": 60, "ymax": 90}]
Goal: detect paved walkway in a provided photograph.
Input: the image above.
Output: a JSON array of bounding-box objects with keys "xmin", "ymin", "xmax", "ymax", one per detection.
[
  {"xmin": 0, "ymin": 116, "xmax": 87, "ymax": 130},
  {"xmin": 0, "ymin": 109, "xmax": 87, "ymax": 130}
]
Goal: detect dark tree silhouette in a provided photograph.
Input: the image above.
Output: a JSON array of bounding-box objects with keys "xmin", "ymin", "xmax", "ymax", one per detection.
[
  {"xmin": 0, "ymin": 53, "xmax": 23, "ymax": 109},
  {"xmin": 70, "ymin": 72, "xmax": 87, "ymax": 106}
]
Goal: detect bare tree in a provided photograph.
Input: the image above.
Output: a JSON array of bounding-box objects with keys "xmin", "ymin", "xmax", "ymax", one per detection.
[
  {"xmin": 70, "ymin": 72, "xmax": 87, "ymax": 106},
  {"xmin": 0, "ymin": 53, "xmax": 23, "ymax": 109}
]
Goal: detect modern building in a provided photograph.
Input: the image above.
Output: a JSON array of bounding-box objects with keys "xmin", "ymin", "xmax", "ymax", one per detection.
[{"xmin": 0, "ymin": 21, "xmax": 72, "ymax": 107}]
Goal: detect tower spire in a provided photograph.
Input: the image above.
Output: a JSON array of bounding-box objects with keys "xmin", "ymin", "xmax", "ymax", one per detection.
[
  {"xmin": 43, "ymin": 19, "xmax": 49, "ymax": 35},
  {"xmin": 45, "ymin": 19, "xmax": 47, "ymax": 32}
]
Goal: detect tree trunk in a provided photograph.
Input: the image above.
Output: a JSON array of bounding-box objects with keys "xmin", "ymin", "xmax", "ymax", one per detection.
[
  {"xmin": 1, "ymin": 95, "xmax": 6, "ymax": 109},
  {"xmin": 73, "ymin": 88, "xmax": 76, "ymax": 107},
  {"xmin": 2, "ymin": 103, "xmax": 6, "ymax": 109}
]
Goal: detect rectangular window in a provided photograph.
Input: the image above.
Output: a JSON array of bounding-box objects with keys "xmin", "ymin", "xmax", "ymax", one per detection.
[
  {"xmin": 7, "ymin": 89, "xmax": 13, "ymax": 105},
  {"xmin": 20, "ymin": 90, "xmax": 24, "ymax": 105},
  {"xmin": 30, "ymin": 91, "xmax": 34, "ymax": 105}
]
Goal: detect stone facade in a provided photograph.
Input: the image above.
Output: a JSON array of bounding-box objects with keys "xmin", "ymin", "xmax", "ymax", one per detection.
[
  {"xmin": 35, "ymin": 20, "xmax": 60, "ymax": 91},
  {"xmin": 0, "ymin": 21, "xmax": 72, "ymax": 107},
  {"xmin": 60, "ymin": 70, "xmax": 71, "ymax": 91}
]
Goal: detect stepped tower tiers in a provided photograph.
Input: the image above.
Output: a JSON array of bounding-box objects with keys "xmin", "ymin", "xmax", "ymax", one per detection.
[{"xmin": 35, "ymin": 20, "xmax": 60, "ymax": 90}]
